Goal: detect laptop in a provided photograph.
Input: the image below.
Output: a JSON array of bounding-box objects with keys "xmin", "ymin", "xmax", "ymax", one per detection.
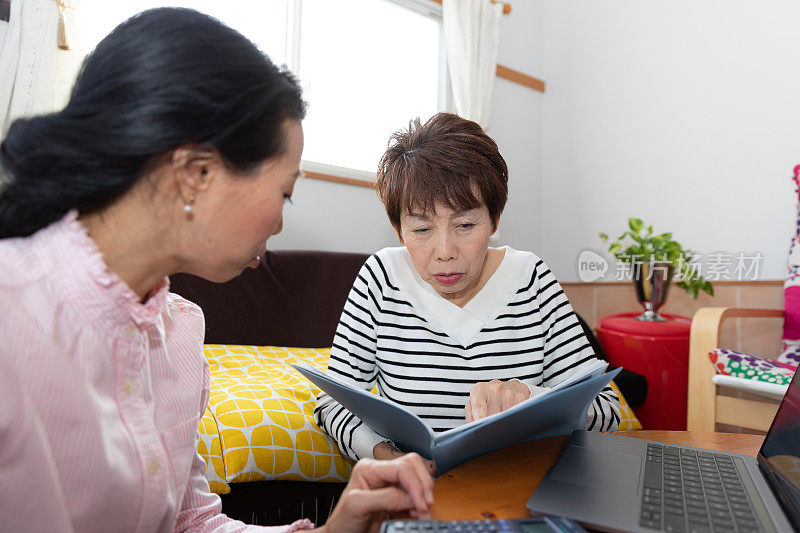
[{"xmin": 527, "ymin": 368, "xmax": 800, "ymax": 533}]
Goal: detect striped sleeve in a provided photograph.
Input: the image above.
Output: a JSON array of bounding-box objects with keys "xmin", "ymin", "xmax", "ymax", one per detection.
[
  {"xmin": 532, "ymin": 260, "xmax": 621, "ymax": 431},
  {"xmin": 314, "ymin": 256, "xmax": 387, "ymax": 460}
]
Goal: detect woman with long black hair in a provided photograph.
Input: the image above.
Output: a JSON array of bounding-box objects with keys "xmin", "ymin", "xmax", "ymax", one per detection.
[{"xmin": 0, "ymin": 8, "xmax": 432, "ymax": 532}]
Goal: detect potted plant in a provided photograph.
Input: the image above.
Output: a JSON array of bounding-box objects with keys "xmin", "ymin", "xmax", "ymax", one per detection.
[{"xmin": 600, "ymin": 218, "xmax": 713, "ymax": 321}]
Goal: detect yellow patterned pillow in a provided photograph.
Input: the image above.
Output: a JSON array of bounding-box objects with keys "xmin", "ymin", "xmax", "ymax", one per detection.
[
  {"xmin": 610, "ymin": 380, "xmax": 643, "ymax": 431},
  {"xmin": 197, "ymin": 345, "xmax": 354, "ymax": 494},
  {"xmin": 197, "ymin": 405, "xmax": 228, "ymax": 494}
]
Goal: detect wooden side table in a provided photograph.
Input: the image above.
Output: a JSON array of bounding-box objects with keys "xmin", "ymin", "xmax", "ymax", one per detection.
[
  {"xmin": 596, "ymin": 313, "xmax": 692, "ymax": 430},
  {"xmin": 428, "ymin": 431, "xmax": 764, "ymax": 521}
]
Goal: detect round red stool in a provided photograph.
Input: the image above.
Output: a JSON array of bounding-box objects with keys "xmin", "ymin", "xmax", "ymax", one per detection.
[{"xmin": 596, "ymin": 312, "xmax": 692, "ymax": 430}]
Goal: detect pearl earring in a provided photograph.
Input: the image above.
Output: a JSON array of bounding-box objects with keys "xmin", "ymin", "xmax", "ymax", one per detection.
[{"xmin": 184, "ymin": 194, "xmax": 195, "ymax": 220}]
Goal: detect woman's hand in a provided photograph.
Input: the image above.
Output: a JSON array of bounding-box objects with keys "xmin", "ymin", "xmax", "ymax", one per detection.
[
  {"xmin": 374, "ymin": 441, "xmax": 438, "ymax": 477},
  {"xmin": 320, "ymin": 453, "xmax": 435, "ymax": 533},
  {"xmin": 464, "ymin": 379, "xmax": 530, "ymax": 423}
]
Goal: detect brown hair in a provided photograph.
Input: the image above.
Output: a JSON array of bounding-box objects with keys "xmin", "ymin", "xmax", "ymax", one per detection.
[{"xmin": 376, "ymin": 112, "xmax": 508, "ymax": 232}]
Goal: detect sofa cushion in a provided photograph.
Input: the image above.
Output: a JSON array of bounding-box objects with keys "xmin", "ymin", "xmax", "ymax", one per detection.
[
  {"xmin": 197, "ymin": 345, "xmax": 355, "ymax": 494},
  {"xmin": 609, "ymin": 381, "xmax": 642, "ymax": 430},
  {"xmin": 170, "ymin": 250, "xmax": 369, "ymax": 347}
]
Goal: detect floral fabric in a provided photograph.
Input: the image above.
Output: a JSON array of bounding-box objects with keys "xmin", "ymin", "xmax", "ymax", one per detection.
[{"xmin": 709, "ymin": 349, "xmax": 797, "ymax": 386}]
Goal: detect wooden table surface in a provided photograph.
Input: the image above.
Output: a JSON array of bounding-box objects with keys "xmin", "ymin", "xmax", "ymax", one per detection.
[{"xmin": 428, "ymin": 430, "xmax": 765, "ymax": 521}]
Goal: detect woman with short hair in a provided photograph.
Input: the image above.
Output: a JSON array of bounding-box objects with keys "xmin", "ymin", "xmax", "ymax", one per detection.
[
  {"xmin": 315, "ymin": 113, "xmax": 620, "ymax": 469},
  {"xmin": 0, "ymin": 8, "xmax": 432, "ymax": 532}
]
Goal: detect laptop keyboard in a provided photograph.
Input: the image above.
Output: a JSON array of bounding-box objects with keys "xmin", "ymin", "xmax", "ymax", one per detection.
[{"xmin": 640, "ymin": 443, "xmax": 761, "ymax": 533}]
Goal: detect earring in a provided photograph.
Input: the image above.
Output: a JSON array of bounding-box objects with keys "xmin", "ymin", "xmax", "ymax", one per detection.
[{"xmin": 184, "ymin": 194, "xmax": 195, "ymax": 220}]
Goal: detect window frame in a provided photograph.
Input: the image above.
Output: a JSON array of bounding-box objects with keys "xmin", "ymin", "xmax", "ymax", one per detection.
[{"xmin": 285, "ymin": 0, "xmax": 449, "ymax": 188}]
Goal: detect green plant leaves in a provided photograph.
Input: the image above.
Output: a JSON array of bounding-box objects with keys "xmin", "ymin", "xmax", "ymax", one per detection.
[
  {"xmin": 702, "ymin": 280, "xmax": 714, "ymax": 296},
  {"xmin": 600, "ymin": 217, "xmax": 713, "ymax": 300},
  {"xmin": 629, "ymin": 218, "xmax": 645, "ymax": 233}
]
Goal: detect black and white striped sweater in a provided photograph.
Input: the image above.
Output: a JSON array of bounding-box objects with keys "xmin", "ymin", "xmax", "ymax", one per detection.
[{"xmin": 314, "ymin": 246, "xmax": 620, "ymax": 461}]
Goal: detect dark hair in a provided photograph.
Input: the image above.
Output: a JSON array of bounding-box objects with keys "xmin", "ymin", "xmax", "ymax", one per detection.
[
  {"xmin": 376, "ymin": 112, "xmax": 508, "ymax": 232},
  {"xmin": 0, "ymin": 7, "xmax": 306, "ymax": 238}
]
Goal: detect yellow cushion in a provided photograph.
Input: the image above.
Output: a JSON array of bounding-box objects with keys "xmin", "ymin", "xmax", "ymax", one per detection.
[
  {"xmin": 197, "ymin": 345, "xmax": 354, "ymax": 494},
  {"xmin": 610, "ymin": 380, "xmax": 643, "ymax": 430},
  {"xmin": 197, "ymin": 405, "xmax": 230, "ymax": 494}
]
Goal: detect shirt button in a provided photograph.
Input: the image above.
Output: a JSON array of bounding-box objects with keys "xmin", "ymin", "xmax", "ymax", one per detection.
[
  {"xmin": 124, "ymin": 323, "xmax": 136, "ymax": 339},
  {"xmin": 122, "ymin": 379, "xmax": 134, "ymax": 396},
  {"xmin": 148, "ymin": 458, "xmax": 161, "ymax": 476}
]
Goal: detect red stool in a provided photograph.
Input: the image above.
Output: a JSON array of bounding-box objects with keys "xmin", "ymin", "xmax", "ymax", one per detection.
[{"xmin": 596, "ymin": 312, "xmax": 692, "ymax": 430}]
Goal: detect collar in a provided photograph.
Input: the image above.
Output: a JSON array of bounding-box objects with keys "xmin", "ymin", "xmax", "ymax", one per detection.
[
  {"xmin": 38, "ymin": 210, "xmax": 170, "ymax": 330},
  {"xmin": 382, "ymin": 246, "xmax": 533, "ymax": 347}
]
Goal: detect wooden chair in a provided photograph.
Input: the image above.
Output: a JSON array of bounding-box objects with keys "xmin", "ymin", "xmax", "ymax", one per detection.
[{"xmin": 686, "ymin": 307, "xmax": 785, "ymax": 433}]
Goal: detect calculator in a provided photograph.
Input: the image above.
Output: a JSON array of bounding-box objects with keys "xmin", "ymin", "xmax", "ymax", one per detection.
[{"xmin": 380, "ymin": 516, "xmax": 587, "ymax": 533}]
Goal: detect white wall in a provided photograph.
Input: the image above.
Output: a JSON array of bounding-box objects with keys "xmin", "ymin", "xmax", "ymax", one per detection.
[
  {"xmin": 269, "ymin": 176, "xmax": 399, "ymax": 252},
  {"xmin": 269, "ymin": 1, "xmax": 546, "ymax": 255},
  {"xmin": 541, "ymin": 0, "xmax": 800, "ymax": 281},
  {"xmin": 489, "ymin": 0, "xmax": 545, "ymax": 255}
]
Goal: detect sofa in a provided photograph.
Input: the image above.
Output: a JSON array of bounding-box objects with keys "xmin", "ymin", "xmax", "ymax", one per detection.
[
  {"xmin": 170, "ymin": 249, "xmax": 644, "ymax": 526},
  {"xmin": 170, "ymin": 250, "xmax": 368, "ymax": 526}
]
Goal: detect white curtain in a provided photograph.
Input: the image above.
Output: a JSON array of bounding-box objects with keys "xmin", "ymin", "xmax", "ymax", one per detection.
[
  {"xmin": 442, "ymin": 0, "xmax": 502, "ymax": 130},
  {"xmin": 0, "ymin": 0, "xmax": 60, "ymax": 136}
]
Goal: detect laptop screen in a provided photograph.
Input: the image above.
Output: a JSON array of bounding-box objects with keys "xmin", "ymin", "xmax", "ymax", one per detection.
[{"xmin": 758, "ymin": 367, "xmax": 800, "ymax": 526}]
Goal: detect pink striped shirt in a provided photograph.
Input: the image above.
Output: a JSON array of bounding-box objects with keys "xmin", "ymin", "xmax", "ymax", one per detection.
[{"xmin": 0, "ymin": 212, "xmax": 313, "ymax": 533}]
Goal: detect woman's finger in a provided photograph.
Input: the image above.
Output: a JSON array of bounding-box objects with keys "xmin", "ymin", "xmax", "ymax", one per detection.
[
  {"xmin": 426, "ymin": 459, "xmax": 438, "ymax": 478},
  {"xmin": 355, "ymin": 456, "xmax": 433, "ymax": 514},
  {"xmin": 404, "ymin": 453, "xmax": 436, "ymax": 503},
  {"xmin": 500, "ymin": 385, "xmax": 520, "ymax": 412},
  {"xmin": 485, "ymin": 384, "xmax": 503, "ymax": 417},
  {"xmin": 470, "ymin": 384, "xmax": 488, "ymax": 421},
  {"xmin": 464, "ymin": 401, "xmax": 473, "ymax": 423},
  {"xmin": 347, "ymin": 486, "xmax": 431, "ymax": 520},
  {"xmin": 397, "ymin": 454, "xmax": 435, "ymax": 509}
]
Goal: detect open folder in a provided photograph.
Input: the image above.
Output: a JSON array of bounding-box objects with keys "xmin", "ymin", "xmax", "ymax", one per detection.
[{"xmin": 293, "ymin": 361, "xmax": 621, "ymax": 474}]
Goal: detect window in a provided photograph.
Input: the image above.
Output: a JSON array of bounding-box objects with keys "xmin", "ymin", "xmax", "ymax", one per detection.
[
  {"xmin": 298, "ymin": 0, "xmax": 445, "ymax": 178},
  {"xmin": 66, "ymin": 0, "xmax": 446, "ymax": 184}
]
